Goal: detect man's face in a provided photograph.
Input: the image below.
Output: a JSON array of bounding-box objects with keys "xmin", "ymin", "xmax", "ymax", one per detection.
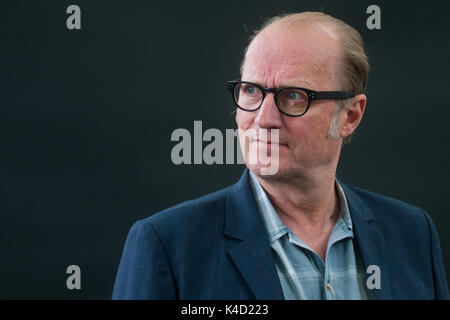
[{"xmin": 237, "ymin": 24, "xmax": 344, "ymax": 179}]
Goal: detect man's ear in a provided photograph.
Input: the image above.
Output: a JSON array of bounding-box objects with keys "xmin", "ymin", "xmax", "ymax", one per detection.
[{"xmin": 340, "ymin": 94, "xmax": 366, "ymax": 139}]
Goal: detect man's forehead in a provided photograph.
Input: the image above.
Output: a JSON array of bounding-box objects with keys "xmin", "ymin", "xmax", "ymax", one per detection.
[
  {"xmin": 250, "ymin": 21, "xmax": 339, "ymax": 55},
  {"xmin": 242, "ymin": 23, "xmax": 340, "ymax": 86}
]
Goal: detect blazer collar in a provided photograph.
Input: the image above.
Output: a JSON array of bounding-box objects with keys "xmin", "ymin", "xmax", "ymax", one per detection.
[
  {"xmin": 224, "ymin": 169, "xmax": 265, "ymax": 240},
  {"xmin": 225, "ymin": 169, "xmax": 391, "ymax": 300},
  {"xmin": 339, "ymin": 181, "xmax": 391, "ymax": 300},
  {"xmin": 224, "ymin": 169, "xmax": 285, "ymax": 299},
  {"xmin": 226, "ymin": 173, "xmax": 376, "ymax": 238}
]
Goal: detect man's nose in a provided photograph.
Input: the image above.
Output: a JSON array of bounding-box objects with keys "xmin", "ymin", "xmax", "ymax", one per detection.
[{"xmin": 255, "ymin": 93, "xmax": 283, "ymax": 128}]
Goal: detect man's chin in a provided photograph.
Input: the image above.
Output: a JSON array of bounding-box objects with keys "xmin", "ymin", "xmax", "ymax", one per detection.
[{"xmin": 246, "ymin": 162, "xmax": 289, "ymax": 179}]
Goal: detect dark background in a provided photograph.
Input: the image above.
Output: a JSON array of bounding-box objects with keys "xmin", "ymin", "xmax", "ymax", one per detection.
[{"xmin": 1, "ymin": 0, "xmax": 449, "ymax": 299}]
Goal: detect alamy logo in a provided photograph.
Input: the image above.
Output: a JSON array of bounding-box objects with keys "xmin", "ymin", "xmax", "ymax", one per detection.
[
  {"xmin": 366, "ymin": 265, "xmax": 381, "ymax": 290},
  {"xmin": 66, "ymin": 5, "xmax": 81, "ymax": 30},
  {"xmin": 170, "ymin": 121, "xmax": 280, "ymax": 175},
  {"xmin": 66, "ymin": 265, "xmax": 81, "ymax": 290},
  {"xmin": 366, "ymin": 5, "xmax": 381, "ymax": 30}
]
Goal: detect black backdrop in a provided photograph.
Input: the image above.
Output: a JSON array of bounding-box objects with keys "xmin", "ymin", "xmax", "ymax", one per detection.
[{"xmin": 1, "ymin": 0, "xmax": 449, "ymax": 299}]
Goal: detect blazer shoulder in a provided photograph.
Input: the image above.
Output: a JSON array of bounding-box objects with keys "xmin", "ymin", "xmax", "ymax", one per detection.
[
  {"xmin": 344, "ymin": 183, "xmax": 430, "ymax": 228},
  {"xmin": 139, "ymin": 184, "xmax": 233, "ymax": 229}
]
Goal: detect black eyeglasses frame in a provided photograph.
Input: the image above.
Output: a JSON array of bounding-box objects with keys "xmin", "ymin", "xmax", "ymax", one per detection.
[{"xmin": 227, "ymin": 80, "xmax": 355, "ymax": 117}]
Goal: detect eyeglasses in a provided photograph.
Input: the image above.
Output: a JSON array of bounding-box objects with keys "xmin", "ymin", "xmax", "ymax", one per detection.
[{"xmin": 227, "ymin": 80, "xmax": 355, "ymax": 117}]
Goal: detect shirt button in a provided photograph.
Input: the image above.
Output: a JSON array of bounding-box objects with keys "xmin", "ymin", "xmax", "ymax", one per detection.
[{"xmin": 327, "ymin": 283, "xmax": 332, "ymax": 291}]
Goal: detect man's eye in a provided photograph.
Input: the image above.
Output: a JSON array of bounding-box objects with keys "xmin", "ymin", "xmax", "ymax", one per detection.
[
  {"xmin": 286, "ymin": 90, "xmax": 307, "ymax": 101},
  {"xmin": 288, "ymin": 91, "xmax": 299, "ymax": 100},
  {"xmin": 246, "ymin": 86, "xmax": 257, "ymax": 94}
]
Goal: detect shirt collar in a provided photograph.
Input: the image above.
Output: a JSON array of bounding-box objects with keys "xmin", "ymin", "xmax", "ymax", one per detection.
[{"xmin": 249, "ymin": 170, "xmax": 354, "ymax": 244}]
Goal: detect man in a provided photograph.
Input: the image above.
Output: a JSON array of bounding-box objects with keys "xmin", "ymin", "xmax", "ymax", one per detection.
[{"xmin": 112, "ymin": 12, "xmax": 449, "ymax": 299}]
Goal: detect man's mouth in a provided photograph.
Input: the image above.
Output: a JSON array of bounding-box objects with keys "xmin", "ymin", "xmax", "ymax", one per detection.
[{"xmin": 254, "ymin": 139, "xmax": 288, "ymax": 147}]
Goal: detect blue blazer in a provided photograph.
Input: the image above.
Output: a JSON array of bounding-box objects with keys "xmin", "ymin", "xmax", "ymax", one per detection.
[{"xmin": 112, "ymin": 169, "xmax": 449, "ymax": 299}]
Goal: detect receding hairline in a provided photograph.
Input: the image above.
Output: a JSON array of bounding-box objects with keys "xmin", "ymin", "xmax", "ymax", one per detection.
[
  {"xmin": 241, "ymin": 14, "xmax": 344, "ymax": 88},
  {"xmin": 259, "ymin": 12, "xmax": 343, "ymax": 34}
]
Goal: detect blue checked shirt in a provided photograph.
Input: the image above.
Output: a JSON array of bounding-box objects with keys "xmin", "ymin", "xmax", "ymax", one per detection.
[{"xmin": 249, "ymin": 171, "xmax": 368, "ymax": 300}]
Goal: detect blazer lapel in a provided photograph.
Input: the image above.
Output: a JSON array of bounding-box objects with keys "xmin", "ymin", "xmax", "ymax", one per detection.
[
  {"xmin": 224, "ymin": 169, "xmax": 285, "ymax": 300},
  {"xmin": 341, "ymin": 182, "xmax": 392, "ymax": 300},
  {"xmin": 225, "ymin": 171, "xmax": 392, "ymax": 300}
]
